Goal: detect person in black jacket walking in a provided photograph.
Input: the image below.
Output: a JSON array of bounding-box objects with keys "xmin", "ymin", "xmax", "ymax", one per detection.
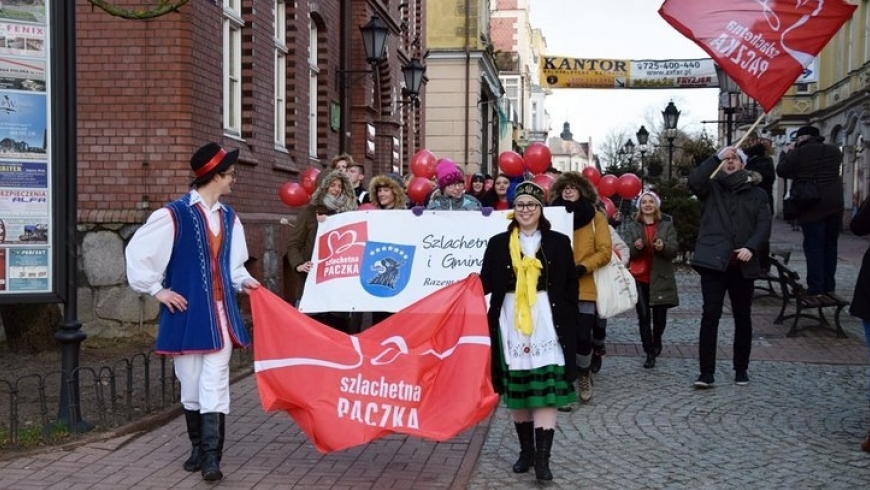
[
  {"xmin": 688, "ymin": 146, "xmax": 772, "ymax": 388},
  {"xmin": 848, "ymin": 197, "xmax": 870, "ymax": 453},
  {"xmin": 480, "ymin": 181, "xmax": 578, "ymax": 482},
  {"xmin": 776, "ymin": 126, "xmax": 844, "ymax": 295}
]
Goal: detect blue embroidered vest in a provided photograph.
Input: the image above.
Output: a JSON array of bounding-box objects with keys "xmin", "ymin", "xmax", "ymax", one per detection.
[{"xmin": 155, "ymin": 195, "xmax": 251, "ymax": 353}]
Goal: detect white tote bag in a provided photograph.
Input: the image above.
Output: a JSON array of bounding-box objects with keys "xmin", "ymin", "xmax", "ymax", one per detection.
[{"xmin": 593, "ymin": 255, "xmax": 638, "ymax": 319}]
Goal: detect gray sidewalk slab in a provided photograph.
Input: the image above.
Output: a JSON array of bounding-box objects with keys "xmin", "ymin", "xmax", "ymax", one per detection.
[{"xmin": 0, "ymin": 218, "xmax": 868, "ymax": 489}]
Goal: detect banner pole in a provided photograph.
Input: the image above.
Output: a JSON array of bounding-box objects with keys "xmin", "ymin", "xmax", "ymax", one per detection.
[{"xmin": 709, "ymin": 112, "xmax": 767, "ymax": 179}]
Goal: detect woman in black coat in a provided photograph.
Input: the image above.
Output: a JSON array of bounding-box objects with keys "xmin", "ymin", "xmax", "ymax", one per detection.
[
  {"xmin": 479, "ymin": 181, "xmax": 578, "ymax": 482},
  {"xmin": 848, "ymin": 197, "xmax": 870, "ymax": 453}
]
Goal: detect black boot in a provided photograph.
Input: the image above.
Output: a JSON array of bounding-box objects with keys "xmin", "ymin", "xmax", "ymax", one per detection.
[
  {"xmin": 653, "ymin": 324, "xmax": 665, "ymax": 358},
  {"xmin": 512, "ymin": 421, "xmax": 535, "ymax": 473},
  {"xmin": 534, "ymin": 427, "xmax": 554, "ymax": 481},
  {"xmin": 182, "ymin": 410, "xmax": 202, "ymax": 472},
  {"xmin": 643, "ymin": 353, "xmax": 656, "ymax": 369},
  {"xmin": 217, "ymin": 413, "xmax": 225, "ymax": 463},
  {"xmin": 200, "ymin": 413, "xmax": 223, "ymax": 481}
]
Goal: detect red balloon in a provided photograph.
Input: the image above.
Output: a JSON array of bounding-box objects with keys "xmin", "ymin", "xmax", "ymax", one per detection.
[
  {"xmin": 499, "ymin": 151, "xmax": 525, "ymax": 177},
  {"xmin": 532, "ymin": 174, "xmax": 555, "ymax": 202},
  {"xmin": 601, "ymin": 196, "xmax": 616, "ymax": 218},
  {"xmin": 300, "ymin": 166, "xmax": 320, "ymax": 195},
  {"xmin": 279, "ymin": 182, "xmax": 310, "ymax": 207},
  {"xmin": 581, "ymin": 166, "xmax": 601, "ymax": 186},
  {"xmin": 617, "ymin": 173, "xmax": 642, "ymax": 200},
  {"xmin": 407, "ymin": 176, "xmax": 434, "ymax": 204},
  {"xmin": 410, "ymin": 149, "xmax": 437, "ymax": 178},
  {"xmin": 358, "ymin": 203, "xmax": 376, "ymax": 210},
  {"xmin": 523, "ymin": 143, "xmax": 552, "ymax": 175},
  {"xmin": 597, "ymin": 174, "xmax": 618, "ymax": 197}
]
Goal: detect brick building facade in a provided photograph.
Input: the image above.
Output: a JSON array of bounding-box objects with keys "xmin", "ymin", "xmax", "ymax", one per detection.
[{"xmin": 72, "ymin": 0, "xmax": 426, "ymax": 334}]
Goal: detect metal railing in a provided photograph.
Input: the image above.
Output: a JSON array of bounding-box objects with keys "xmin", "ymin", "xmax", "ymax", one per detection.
[{"xmin": 0, "ymin": 348, "xmax": 253, "ymax": 453}]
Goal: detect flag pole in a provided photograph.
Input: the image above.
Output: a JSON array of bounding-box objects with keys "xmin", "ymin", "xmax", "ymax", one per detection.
[{"xmin": 709, "ymin": 112, "xmax": 767, "ymax": 179}]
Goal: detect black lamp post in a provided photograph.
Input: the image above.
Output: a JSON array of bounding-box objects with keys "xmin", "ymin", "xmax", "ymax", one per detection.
[
  {"xmin": 338, "ymin": 14, "xmax": 391, "ymax": 153},
  {"xmin": 624, "ymin": 139, "xmax": 636, "ymax": 167},
  {"xmin": 401, "ymin": 57, "xmax": 426, "ymax": 101},
  {"xmin": 662, "ymin": 101, "xmax": 680, "ymax": 181},
  {"xmin": 636, "ymin": 125, "xmax": 649, "ymax": 185},
  {"xmin": 715, "ymin": 64, "xmax": 741, "ymax": 145}
]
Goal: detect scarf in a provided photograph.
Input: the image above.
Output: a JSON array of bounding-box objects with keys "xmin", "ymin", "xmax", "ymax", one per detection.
[
  {"xmin": 322, "ymin": 194, "xmax": 351, "ymax": 212},
  {"xmin": 509, "ymin": 228, "xmax": 542, "ymax": 336}
]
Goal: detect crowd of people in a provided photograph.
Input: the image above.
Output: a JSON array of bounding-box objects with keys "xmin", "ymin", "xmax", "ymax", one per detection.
[{"xmin": 128, "ymin": 127, "xmax": 869, "ymax": 482}]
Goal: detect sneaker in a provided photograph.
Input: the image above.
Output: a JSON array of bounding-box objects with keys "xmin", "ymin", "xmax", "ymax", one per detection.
[
  {"xmin": 557, "ymin": 403, "xmax": 575, "ymax": 413},
  {"xmin": 578, "ymin": 373, "xmax": 593, "ymax": 402},
  {"xmin": 735, "ymin": 371, "xmax": 750, "ymax": 385},
  {"xmin": 694, "ymin": 373, "xmax": 715, "ymax": 389},
  {"xmin": 590, "ymin": 350, "xmax": 603, "ymax": 373}
]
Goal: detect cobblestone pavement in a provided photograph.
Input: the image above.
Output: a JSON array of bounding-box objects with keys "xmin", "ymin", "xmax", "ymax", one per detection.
[{"xmin": 1, "ymin": 219, "xmax": 868, "ymax": 489}]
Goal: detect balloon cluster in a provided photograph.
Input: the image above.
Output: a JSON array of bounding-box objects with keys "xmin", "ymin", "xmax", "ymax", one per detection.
[
  {"xmin": 497, "ymin": 142, "xmax": 556, "ymax": 200},
  {"xmin": 279, "ymin": 166, "xmax": 321, "ymax": 207},
  {"xmin": 578, "ymin": 167, "xmax": 642, "ymax": 218}
]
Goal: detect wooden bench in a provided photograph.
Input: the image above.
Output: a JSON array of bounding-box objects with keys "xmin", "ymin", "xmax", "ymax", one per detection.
[
  {"xmin": 769, "ymin": 257, "xmax": 849, "ymax": 338},
  {"xmin": 753, "ymin": 249, "xmax": 791, "ymax": 300}
]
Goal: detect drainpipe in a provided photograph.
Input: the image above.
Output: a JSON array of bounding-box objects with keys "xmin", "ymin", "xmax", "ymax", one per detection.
[
  {"xmin": 464, "ymin": 0, "xmax": 471, "ymax": 168},
  {"xmin": 339, "ymin": 0, "xmax": 351, "ymax": 154}
]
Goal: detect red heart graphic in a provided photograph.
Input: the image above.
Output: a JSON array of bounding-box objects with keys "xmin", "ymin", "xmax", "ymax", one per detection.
[{"xmin": 326, "ymin": 229, "xmax": 358, "ymax": 257}]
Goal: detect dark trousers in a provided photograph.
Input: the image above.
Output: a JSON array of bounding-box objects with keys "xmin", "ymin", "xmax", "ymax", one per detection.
[
  {"xmin": 635, "ymin": 282, "xmax": 667, "ymax": 353},
  {"xmin": 576, "ymin": 312, "xmax": 594, "ymax": 357},
  {"xmin": 801, "ymin": 213, "xmax": 840, "ymax": 294},
  {"xmin": 698, "ymin": 265, "xmax": 754, "ymax": 375},
  {"xmin": 592, "ymin": 318, "xmax": 606, "ymax": 352}
]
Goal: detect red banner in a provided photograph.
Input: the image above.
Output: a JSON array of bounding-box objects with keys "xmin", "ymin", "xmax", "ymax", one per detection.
[
  {"xmin": 251, "ymin": 274, "xmax": 498, "ymax": 453},
  {"xmin": 659, "ymin": 0, "xmax": 856, "ymax": 112}
]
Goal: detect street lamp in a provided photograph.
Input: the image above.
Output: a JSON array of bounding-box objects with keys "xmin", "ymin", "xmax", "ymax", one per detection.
[
  {"xmin": 624, "ymin": 139, "xmax": 636, "ymax": 167},
  {"xmin": 636, "ymin": 125, "xmax": 649, "ymax": 185},
  {"xmin": 662, "ymin": 101, "xmax": 680, "ymax": 180},
  {"xmin": 338, "ymin": 14, "xmax": 391, "ymax": 153},
  {"xmin": 715, "ymin": 64, "xmax": 741, "ymax": 145},
  {"xmin": 401, "ymin": 57, "xmax": 426, "ymax": 101}
]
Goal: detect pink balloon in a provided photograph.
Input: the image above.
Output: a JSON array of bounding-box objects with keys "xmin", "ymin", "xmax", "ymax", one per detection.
[
  {"xmin": 581, "ymin": 166, "xmax": 601, "ymax": 186},
  {"xmin": 278, "ymin": 182, "xmax": 310, "ymax": 207},
  {"xmin": 601, "ymin": 196, "xmax": 616, "ymax": 218},
  {"xmin": 597, "ymin": 174, "xmax": 618, "ymax": 197},
  {"xmin": 407, "ymin": 176, "xmax": 434, "ymax": 204},
  {"xmin": 617, "ymin": 173, "xmax": 642, "ymax": 200},
  {"xmin": 523, "ymin": 143, "xmax": 552, "ymax": 175},
  {"xmin": 410, "ymin": 149, "xmax": 437, "ymax": 178},
  {"xmin": 499, "ymin": 151, "xmax": 525, "ymax": 177}
]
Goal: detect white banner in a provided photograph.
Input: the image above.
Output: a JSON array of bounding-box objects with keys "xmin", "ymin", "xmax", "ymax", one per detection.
[{"xmin": 297, "ymin": 208, "xmax": 574, "ymax": 313}]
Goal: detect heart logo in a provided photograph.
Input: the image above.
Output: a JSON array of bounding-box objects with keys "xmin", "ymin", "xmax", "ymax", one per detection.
[{"xmin": 326, "ymin": 229, "xmax": 359, "ymax": 257}]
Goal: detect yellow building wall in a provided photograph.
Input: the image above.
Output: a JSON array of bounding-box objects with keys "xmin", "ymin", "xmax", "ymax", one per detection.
[{"xmin": 426, "ymin": 0, "xmax": 486, "ymax": 51}]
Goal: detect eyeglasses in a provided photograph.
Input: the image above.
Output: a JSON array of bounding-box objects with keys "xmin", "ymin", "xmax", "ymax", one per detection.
[
  {"xmin": 446, "ymin": 181, "xmax": 465, "ymax": 188},
  {"xmin": 514, "ymin": 202, "xmax": 541, "ymax": 211}
]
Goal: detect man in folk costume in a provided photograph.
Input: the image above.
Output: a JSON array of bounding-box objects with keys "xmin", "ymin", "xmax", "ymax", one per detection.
[{"xmin": 125, "ymin": 143, "xmax": 259, "ymax": 481}]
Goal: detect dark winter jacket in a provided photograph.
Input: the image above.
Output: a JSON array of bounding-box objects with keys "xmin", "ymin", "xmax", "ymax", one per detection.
[
  {"xmin": 849, "ymin": 198, "xmax": 870, "ymax": 320},
  {"xmin": 745, "ymin": 154, "xmax": 775, "ymax": 211},
  {"xmin": 286, "ymin": 170, "xmax": 357, "ymax": 299},
  {"xmin": 480, "ymin": 228, "xmax": 579, "ymax": 392},
  {"xmin": 776, "ymin": 138, "xmax": 844, "ymax": 224},
  {"xmin": 687, "ymin": 155, "xmax": 772, "ymax": 278},
  {"xmin": 621, "ymin": 216, "xmax": 680, "ymax": 307}
]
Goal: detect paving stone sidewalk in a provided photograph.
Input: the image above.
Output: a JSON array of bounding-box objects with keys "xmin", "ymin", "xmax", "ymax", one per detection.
[{"xmin": 1, "ymin": 218, "xmax": 868, "ymax": 489}]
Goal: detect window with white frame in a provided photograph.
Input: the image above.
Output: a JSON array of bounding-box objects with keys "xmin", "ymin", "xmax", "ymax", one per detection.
[
  {"xmin": 223, "ymin": 0, "xmax": 243, "ymax": 137},
  {"xmin": 274, "ymin": 1, "xmax": 287, "ymax": 148},
  {"xmin": 500, "ymin": 76, "xmax": 522, "ymax": 123},
  {"xmin": 309, "ymin": 19, "xmax": 319, "ymax": 158}
]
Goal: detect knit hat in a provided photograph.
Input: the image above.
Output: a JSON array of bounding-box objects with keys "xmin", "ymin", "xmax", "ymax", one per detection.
[
  {"xmin": 435, "ymin": 160, "xmax": 464, "ymax": 190},
  {"xmin": 513, "ymin": 181, "xmax": 545, "ymax": 206},
  {"xmin": 635, "ymin": 190, "xmax": 661, "ymax": 209}
]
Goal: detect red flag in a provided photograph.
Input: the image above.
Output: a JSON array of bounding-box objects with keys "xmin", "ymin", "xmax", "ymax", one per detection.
[
  {"xmin": 659, "ymin": 0, "xmax": 856, "ymax": 112},
  {"xmin": 250, "ymin": 274, "xmax": 498, "ymax": 453}
]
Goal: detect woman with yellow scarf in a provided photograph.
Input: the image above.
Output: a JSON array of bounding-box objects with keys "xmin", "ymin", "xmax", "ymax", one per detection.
[{"xmin": 480, "ymin": 181, "xmax": 578, "ymax": 482}]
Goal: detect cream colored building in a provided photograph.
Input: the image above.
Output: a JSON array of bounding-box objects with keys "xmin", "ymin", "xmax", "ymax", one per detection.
[
  {"xmin": 763, "ymin": 2, "xmax": 870, "ymax": 218},
  {"xmin": 425, "ymin": 0, "xmax": 502, "ymax": 175}
]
